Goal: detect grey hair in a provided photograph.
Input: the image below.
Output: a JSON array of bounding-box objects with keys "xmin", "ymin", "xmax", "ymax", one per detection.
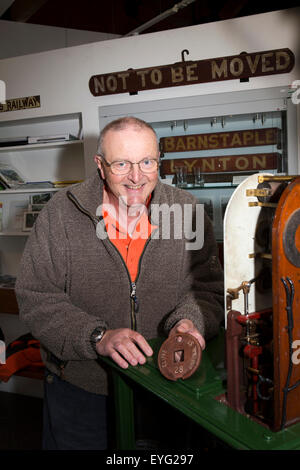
[{"xmin": 97, "ymin": 116, "xmax": 159, "ymax": 156}]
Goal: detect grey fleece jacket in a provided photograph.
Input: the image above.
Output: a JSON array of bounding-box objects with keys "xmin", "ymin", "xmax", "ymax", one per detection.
[{"xmin": 15, "ymin": 172, "xmax": 224, "ymax": 395}]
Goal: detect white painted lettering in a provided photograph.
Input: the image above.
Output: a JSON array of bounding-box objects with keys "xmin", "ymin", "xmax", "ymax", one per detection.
[
  {"xmin": 211, "ymin": 59, "xmax": 227, "ymax": 79},
  {"xmin": 136, "ymin": 70, "xmax": 149, "ymax": 88},
  {"xmin": 261, "ymin": 53, "xmax": 274, "ymax": 73},
  {"xmin": 230, "ymin": 58, "xmax": 244, "ymax": 76},
  {"xmin": 150, "ymin": 68, "xmax": 163, "ymax": 85},
  {"xmin": 106, "ymin": 75, "xmax": 118, "ymax": 92},
  {"xmin": 276, "ymin": 51, "xmax": 291, "ymax": 71}
]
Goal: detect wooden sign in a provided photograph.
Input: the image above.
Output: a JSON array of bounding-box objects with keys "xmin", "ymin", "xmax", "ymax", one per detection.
[
  {"xmin": 89, "ymin": 48, "xmax": 294, "ymax": 96},
  {"xmin": 160, "ymin": 128, "xmax": 279, "ymax": 153},
  {"xmin": 0, "ymin": 95, "xmax": 41, "ymax": 113},
  {"xmin": 160, "ymin": 153, "xmax": 279, "ymax": 175}
]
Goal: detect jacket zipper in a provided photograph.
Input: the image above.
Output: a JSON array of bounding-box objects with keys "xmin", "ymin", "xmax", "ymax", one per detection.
[
  {"xmin": 105, "ymin": 228, "xmax": 157, "ymax": 331},
  {"xmin": 67, "ymin": 190, "xmax": 157, "ymax": 331},
  {"xmin": 130, "ymin": 282, "xmax": 138, "ymax": 331},
  {"xmin": 129, "ymin": 231, "xmax": 157, "ymax": 330}
]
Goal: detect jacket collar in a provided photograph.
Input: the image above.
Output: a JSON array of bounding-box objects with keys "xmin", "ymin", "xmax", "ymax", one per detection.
[{"xmin": 67, "ymin": 170, "xmax": 164, "ymax": 220}]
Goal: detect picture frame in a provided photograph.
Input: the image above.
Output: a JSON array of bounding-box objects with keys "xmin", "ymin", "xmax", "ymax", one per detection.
[
  {"xmin": 22, "ymin": 211, "xmax": 39, "ymax": 231},
  {"xmin": 29, "ymin": 193, "xmax": 52, "ymax": 205},
  {"xmin": 28, "ymin": 204, "xmax": 46, "ymax": 212},
  {"xmin": 8, "ymin": 200, "xmax": 28, "ymax": 231}
]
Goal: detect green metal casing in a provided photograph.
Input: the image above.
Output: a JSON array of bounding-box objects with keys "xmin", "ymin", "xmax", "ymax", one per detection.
[{"xmin": 101, "ymin": 331, "xmax": 300, "ymax": 450}]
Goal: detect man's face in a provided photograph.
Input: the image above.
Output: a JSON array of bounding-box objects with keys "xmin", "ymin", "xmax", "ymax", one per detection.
[{"xmin": 95, "ymin": 126, "xmax": 159, "ymax": 209}]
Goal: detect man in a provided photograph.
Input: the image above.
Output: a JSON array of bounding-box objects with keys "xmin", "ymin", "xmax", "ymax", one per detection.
[{"xmin": 15, "ymin": 116, "xmax": 223, "ymax": 450}]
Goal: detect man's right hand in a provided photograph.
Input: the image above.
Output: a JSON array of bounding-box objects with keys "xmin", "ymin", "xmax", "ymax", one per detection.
[{"xmin": 96, "ymin": 328, "xmax": 153, "ymax": 369}]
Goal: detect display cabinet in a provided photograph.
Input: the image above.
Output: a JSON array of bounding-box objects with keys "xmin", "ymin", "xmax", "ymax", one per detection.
[
  {"xmin": 154, "ymin": 109, "xmax": 285, "ymax": 241},
  {"xmin": 98, "ymin": 86, "xmax": 296, "ymax": 242}
]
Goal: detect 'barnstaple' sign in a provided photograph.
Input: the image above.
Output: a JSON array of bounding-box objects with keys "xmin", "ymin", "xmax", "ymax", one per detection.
[
  {"xmin": 160, "ymin": 154, "xmax": 279, "ymax": 176},
  {"xmin": 89, "ymin": 48, "xmax": 294, "ymax": 96},
  {"xmin": 160, "ymin": 128, "xmax": 280, "ymax": 152}
]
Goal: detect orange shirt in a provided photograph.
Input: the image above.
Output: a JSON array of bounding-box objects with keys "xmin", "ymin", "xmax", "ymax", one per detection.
[{"xmin": 102, "ymin": 196, "xmax": 156, "ymax": 282}]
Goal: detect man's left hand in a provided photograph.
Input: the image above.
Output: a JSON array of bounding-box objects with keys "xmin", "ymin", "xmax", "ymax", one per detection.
[{"xmin": 169, "ymin": 318, "xmax": 205, "ymax": 350}]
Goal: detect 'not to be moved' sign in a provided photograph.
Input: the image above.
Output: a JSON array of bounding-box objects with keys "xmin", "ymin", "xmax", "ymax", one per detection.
[{"xmin": 89, "ymin": 49, "xmax": 294, "ymax": 96}]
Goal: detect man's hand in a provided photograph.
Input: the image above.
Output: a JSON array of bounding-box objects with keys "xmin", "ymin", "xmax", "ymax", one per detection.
[
  {"xmin": 96, "ymin": 328, "xmax": 153, "ymax": 369},
  {"xmin": 169, "ymin": 319, "xmax": 205, "ymax": 350}
]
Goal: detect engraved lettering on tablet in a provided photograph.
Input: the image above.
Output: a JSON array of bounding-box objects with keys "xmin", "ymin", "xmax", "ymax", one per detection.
[
  {"xmin": 157, "ymin": 333, "xmax": 202, "ymax": 381},
  {"xmin": 160, "ymin": 349, "xmax": 167, "ymax": 367}
]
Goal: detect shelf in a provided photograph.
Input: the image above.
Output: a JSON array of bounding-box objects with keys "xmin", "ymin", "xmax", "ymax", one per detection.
[
  {"xmin": 189, "ymin": 184, "xmax": 238, "ymax": 190},
  {"xmin": 0, "ymin": 187, "xmax": 58, "ymax": 194},
  {"xmin": 178, "ymin": 183, "xmax": 205, "ymax": 189},
  {"xmin": 175, "ymin": 183, "xmax": 238, "ymax": 190},
  {"xmin": 0, "ymin": 231, "xmax": 30, "ymax": 236},
  {"xmin": 0, "ymin": 139, "xmax": 83, "ymax": 152}
]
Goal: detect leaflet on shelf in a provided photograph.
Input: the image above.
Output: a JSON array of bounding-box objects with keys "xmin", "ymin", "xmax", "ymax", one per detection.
[
  {"xmin": 0, "ymin": 165, "xmax": 25, "ymax": 188},
  {"xmin": 28, "ymin": 134, "xmax": 77, "ymax": 144},
  {"xmin": 0, "ymin": 134, "xmax": 78, "ymax": 148},
  {"xmin": 16, "ymin": 182, "xmax": 54, "ymax": 189}
]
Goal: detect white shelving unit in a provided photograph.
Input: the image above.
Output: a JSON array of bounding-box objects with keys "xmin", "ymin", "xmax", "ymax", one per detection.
[
  {"xmin": 0, "ymin": 113, "xmax": 84, "ymax": 173},
  {"xmin": 98, "ymin": 88, "xmax": 296, "ymax": 242},
  {"xmin": 0, "ymin": 112, "xmax": 85, "ymax": 276},
  {"xmin": 0, "ymin": 139, "xmax": 83, "ymax": 152},
  {"xmin": 0, "ymin": 112, "xmax": 86, "ymax": 396}
]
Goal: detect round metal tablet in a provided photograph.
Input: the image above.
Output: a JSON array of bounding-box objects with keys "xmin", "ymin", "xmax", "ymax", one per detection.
[{"xmin": 158, "ymin": 333, "xmax": 202, "ymax": 381}]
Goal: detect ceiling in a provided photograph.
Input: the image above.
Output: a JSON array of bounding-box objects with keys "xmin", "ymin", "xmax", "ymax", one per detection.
[{"xmin": 0, "ymin": 0, "xmax": 299, "ymax": 37}]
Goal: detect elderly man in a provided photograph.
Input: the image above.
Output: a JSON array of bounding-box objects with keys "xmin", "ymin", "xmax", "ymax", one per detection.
[{"xmin": 15, "ymin": 116, "xmax": 223, "ymax": 450}]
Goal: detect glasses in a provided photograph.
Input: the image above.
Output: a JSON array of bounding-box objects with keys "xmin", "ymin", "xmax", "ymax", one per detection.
[{"xmin": 99, "ymin": 156, "xmax": 160, "ymax": 175}]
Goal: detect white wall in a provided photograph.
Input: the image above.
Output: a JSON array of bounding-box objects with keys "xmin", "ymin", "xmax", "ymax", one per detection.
[{"xmin": 0, "ymin": 19, "xmax": 119, "ymax": 59}]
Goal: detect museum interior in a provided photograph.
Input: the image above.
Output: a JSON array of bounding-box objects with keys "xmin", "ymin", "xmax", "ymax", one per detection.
[{"xmin": 0, "ymin": 0, "xmax": 299, "ymax": 452}]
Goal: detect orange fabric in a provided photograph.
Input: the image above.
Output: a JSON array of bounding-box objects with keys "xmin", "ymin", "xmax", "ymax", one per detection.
[
  {"xmin": 103, "ymin": 211, "xmax": 156, "ymax": 282},
  {"xmin": 102, "ymin": 195, "xmax": 156, "ymax": 282},
  {"xmin": 0, "ymin": 336, "xmax": 44, "ymax": 382}
]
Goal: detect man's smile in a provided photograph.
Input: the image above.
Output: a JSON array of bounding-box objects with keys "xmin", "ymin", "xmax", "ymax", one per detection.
[{"xmin": 124, "ymin": 184, "xmax": 145, "ymax": 190}]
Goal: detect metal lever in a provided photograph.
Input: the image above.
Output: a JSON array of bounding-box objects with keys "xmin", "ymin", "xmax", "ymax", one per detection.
[{"xmin": 227, "ymin": 278, "xmax": 257, "ymax": 313}]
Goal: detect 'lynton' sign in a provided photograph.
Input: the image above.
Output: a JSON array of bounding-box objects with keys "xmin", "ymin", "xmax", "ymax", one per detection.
[{"xmin": 160, "ymin": 154, "xmax": 279, "ymax": 175}]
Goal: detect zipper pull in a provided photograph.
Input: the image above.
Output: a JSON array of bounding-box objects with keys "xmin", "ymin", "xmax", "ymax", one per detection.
[{"xmin": 131, "ymin": 282, "xmax": 139, "ymax": 313}]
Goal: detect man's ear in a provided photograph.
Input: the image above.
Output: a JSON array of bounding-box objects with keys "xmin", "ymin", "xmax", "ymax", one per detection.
[{"xmin": 94, "ymin": 155, "xmax": 105, "ymax": 179}]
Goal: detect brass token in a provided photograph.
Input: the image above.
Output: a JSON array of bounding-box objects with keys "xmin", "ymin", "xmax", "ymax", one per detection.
[{"xmin": 157, "ymin": 333, "xmax": 202, "ymax": 381}]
